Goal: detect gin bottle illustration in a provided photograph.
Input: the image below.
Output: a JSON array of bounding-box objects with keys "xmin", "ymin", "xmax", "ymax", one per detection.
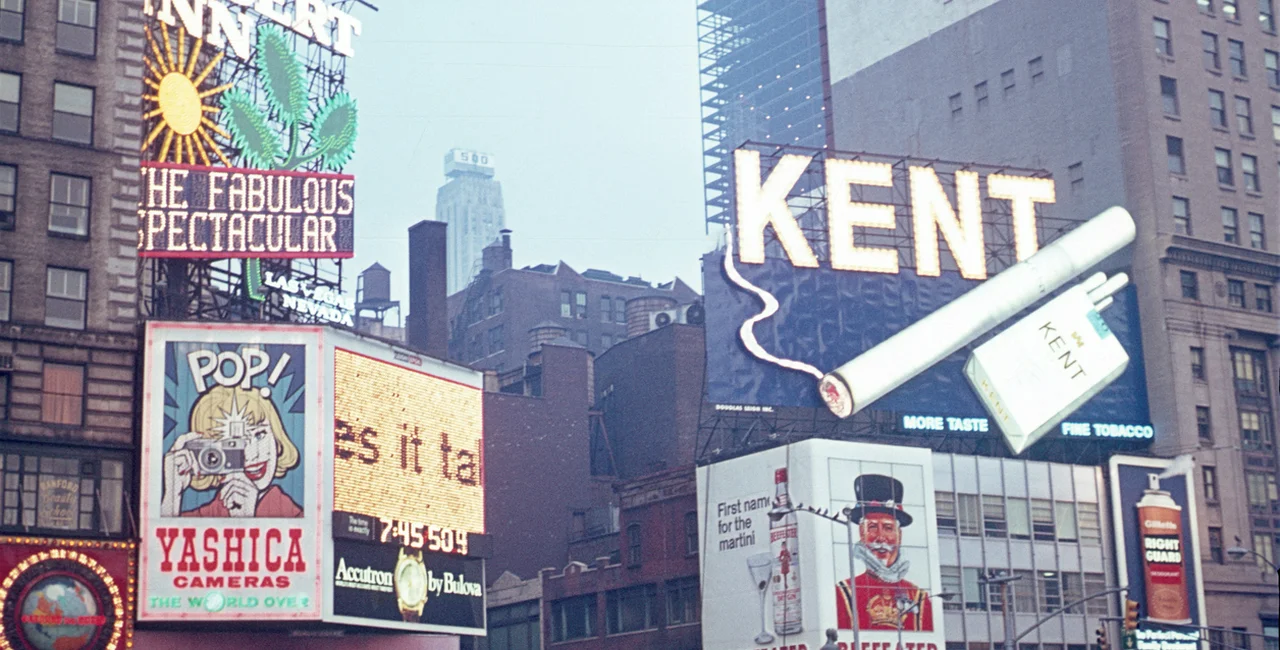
[{"xmin": 770, "ymin": 467, "xmax": 803, "ymax": 635}]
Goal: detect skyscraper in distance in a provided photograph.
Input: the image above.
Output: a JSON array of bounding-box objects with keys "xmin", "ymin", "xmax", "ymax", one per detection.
[{"xmin": 437, "ymin": 148, "xmax": 505, "ymax": 295}]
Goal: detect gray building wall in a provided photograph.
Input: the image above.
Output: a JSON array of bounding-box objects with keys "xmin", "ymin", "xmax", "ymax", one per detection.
[{"xmin": 826, "ymin": 0, "xmax": 1279, "ymax": 638}]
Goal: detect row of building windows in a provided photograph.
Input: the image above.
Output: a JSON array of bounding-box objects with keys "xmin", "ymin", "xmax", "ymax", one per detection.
[
  {"xmin": 1171, "ymin": 197, "xmax": 1269, "ymax": 250},
  {"xmin": 548, "ymin": 577, "xmax": 700, "ymax": 642},
  {"xmin": 1194, "ymin": 0, "xmax": 1278, "ymax": 33},
  {"xmin": 1166, "ymin": 138, "xmax": 1269, "ymax": 195},
  {"xmin": 935, "ymin": 493, "xmax": 1102, "ymax": 544},
  {"xmin": 1207, "ymin": 525, "xmax": 1279, "ymax": 571},
  {"xmin": 0, "ymin": 449, "xmax": 125, "ymax": 536},
  {"xmin": 1160, "ymin": 76, "xmax": 1280, "ymax": 144},
  {"xmin": 939, "ymin": 568, "xmax": 1109, "ymax": 615},
  {"xmin": 0, "ymin": 0, "xmax": 98, "ymax": 55},
  {"xmin": 559, "ymin": 291, "xmax": 628, "ymax": 325},
  {"xmin": 0, "ymin": 261, "xmax": 87, "ymax": 329},
  {"xmin": 1178, "ymin": 271, "xmax": 1274, "ymax": 313},
  {"xmin": 1194, "ymin": 403, "xmax": 1275, "ymax": 451},
  {"xmin": 0, "ymin": 165, "xmax": 93, "ymax": 235},
  {"xmin": 620, "ymin": 514, "xmax": 699, "ymax": 570},
  {"xmin": 948, "ymin": 54, "xmax": 1053, "ymax": 119},
  {"xmin": 0, "ymin": 359, "xmax": 90, "ymax": 426},
  {"xmin": 0, "ymin": 73, "xmax": 95, "ymax": 145},
  {"xmin": 1153, "ymin": 18, "xmax": 1279, "ymax": 85},
  {"xmin": 1191, "ymin": 347, "xmax": 1274, "ymax": 446}
]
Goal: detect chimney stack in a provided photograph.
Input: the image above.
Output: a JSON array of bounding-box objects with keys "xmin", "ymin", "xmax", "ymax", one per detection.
[
  {"xmin": 483, "ymin": 228, "xmax": 514, "ymax": 273},
  {"xmin": 407, "ymin": 220, "xmax": 449, "ymax": 358}
]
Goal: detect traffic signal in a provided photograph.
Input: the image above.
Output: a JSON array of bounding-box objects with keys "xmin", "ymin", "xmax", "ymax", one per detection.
[
  {"xmin": 1097, "ymin": 625, "xmax": 1110, "ymax": 650},
  {"xmin": 1124, "ymin": 599, "xmax": 1141, "ymax": 632}
]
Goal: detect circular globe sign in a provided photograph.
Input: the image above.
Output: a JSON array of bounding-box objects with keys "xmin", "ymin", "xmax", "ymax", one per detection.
[
  {"xmin": 0, "ymin": 551, "xmax": 124, "ymax": 650},
  {"xmin": 18, "ymin": 575, "xmax": 105, "ymax": 650}
]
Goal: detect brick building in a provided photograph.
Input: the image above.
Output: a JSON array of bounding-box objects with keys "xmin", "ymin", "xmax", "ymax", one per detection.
[{"xmin": 0, "ymin": 0, "xmax": 143, "ymax": 539}]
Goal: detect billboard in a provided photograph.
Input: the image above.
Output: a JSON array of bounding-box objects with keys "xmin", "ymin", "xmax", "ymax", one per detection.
[
  {"xmin": 330, "ymin": 539, "xmax": 484, "ymax": 632},
  {"xmin": 698, "ymin": 439, "xmax": 943, "ymax": 650},
  {"xmin": 1109, "ymin": 456, "xmax": 1207, "ymax": 650},
  {"xmin": 139, "ymin": 323, "xmax": 322, "ymax": 621},
  {"xmin": 704, "ymin": 145, "xmax": 1151, "ymax": 449},
  {"xmin": 0, "ymin": 537, "xmax": 136, "ymax": 650}
]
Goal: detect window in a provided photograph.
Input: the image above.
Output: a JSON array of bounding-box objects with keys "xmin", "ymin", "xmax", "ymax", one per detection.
[
  {"xmin": 936, "ymin": 491, "xmax": 957, "ymax": 534},
  {"xmin": 1062, "ymin": 573, "xmax": 1084, "ymax": 614},
  {"xmin": 1030, "ymin": 56, "xmax": 1044, "ymax": 84},
  {"xmin": 1264, "ymin": 624, "xmax": 1278, "ymax": 650},
  {"xmin": 1011, "ymin": 570, "xmax": 1037, "ymax": 613},
  {"xmin": 1250, "ymin": 213, "xmax": 1267, "ymax": 249},
  {"xmin": 55, "ymin": 0, "xmax": 95, "ymax": 56},
  {"xmin": 684, "ymin": 511, "xmax": 698, "ymax": 555},
  {"xmin": 1161, "ymin": 76, "xmax": 1180, "ymax": 115},
  {"xmin": 487, "ymin": 325, "xmax": 504, "ymax": 355},
  {"xmin": 1240, "ymin": 410, "xmax": 1269, "ymax": 450},
  {"xmin": 1078, "ymin": 502, "xmax": 1101, "ymax": 545},
  {"xmin": 949, "ymin": 93, "xmax": 962, "ymax": 119},
  {"xmin": 0, "ymin": 71, "xmax": 18, "ymax": 133},
  {"xmin": 1002, "ymin": 68, "xmax": 1016, "ymax": 96},
  {"xmin": 1, "ymin": 451, "xmax": 125, "ymax": 534},
  {"xmin": 1210, "ymin": 90, "xmax": 1228, "ymax": 127},
  {"xmin": 1200, "ymin": 0, "xmax": 1216, "ymax": 14},
  {"xmin": 1181, "ymin": 270, "xmax": 1200, "ymax": 300},
  {"xmin": 1204, "ymin": 466, "xmax": 1219, "ymax": 502},
  {"xmin": 0, "ymin": 374, "xmax": 7, "ymax": 420},
  {"xmin": 940, "ymin": 567, "xmax": 963, "ymax": 611},
  {"xmin": 1225, "ymin": 0, "xmax": 1241, "ymax": 18},
  {"xmin": 45, "ymin": 267, "xmax": 86, "ymax": 330},
  {"xmin": 626, "ymin": 523, "xmax": 642, "ymax": 567},
  {"xmin": 666, "ymin": 576, "xmax": 699, "ymax": 625},
  {"xmin": 1209, "ymin": 527, "xmax": 1225, "ymax": 563},
  {"xmin": 1068, "ymin": 162, "xmax": 1083, "ymax": 193},
  {"xmin": 40, "ymin": 363, "xmax": 83, "ymax": 425},
  {"xmin": 1229, "ymin": 39, "xmax": 1247, "ymax": 76},
  {"xmin": 1254, "ymin": 534, "xmax": 1275, "ymax": 571},
  {"xmin": 1084, "ymin": 574, "xmax": 1108, "ymax": 614},
  {"xmin": 0, "ymin": 259, "xmax": 10, "ymax": 321},
  {"xmin": 983, "ymin": 495, "xmax": 1007, "ymax": 538},
  {"xmin": 1236, "ymin": 96, "xmax": 1254, "ymax": 134},
  {"xmin": 613, "ymin": 297, "xmax": 625, "ymax": 323},
  {"xmin": 1268, "ymin": 50, "xmax": 1280, "ymax": 87},
  {"xmin": 0, "ymin": 0, "xmax": 21, "ymax": 42},
  {"xmin": 1235, "ymin": 629, "xmax": 1252, "ymax": 650},
  {"xmin": 1155, "ymin": 19, "xmax": 1173, "ymax": 56},
  {"xmin": 1216, "ymin": 148, "xmax": 1234, "ymax": 185},
  {"xmin": 1272, "ymin": 105, "xmax": 1280, "ymax": 141},
  {"xmin": 550, "ymin": 595, "xmax": 596, "ymax": 642},
  {"xmin": 1055, "ymin": 501, "xmax": 1077, "ymax": 542},
  {"xmin": 574, "ymin": 291, "xmax": 586, "ymax": 319},
  {"xmin": 962, "ymin": 567, "xmax": 988, "ymax": 611},
  {"xmin": 1173, "ymin": 196, "xmax": 1192, "ymax": 235},
  {"xmin": 1008, "ymin": 497, "xmax": 1030, "ymax": 540},
  {"xmin": 486, "ymin": 602, "xmax": 540, "ymax": 650},
  {"xmin": 1039, "ymin": 572, "xmax": 1063, "ymax": 613},
  {"xmin": 1204, "ymin": 32, "xmax": 1221, "ymax": 69},
  {"xmin": 601, "ymin": 334, "xmax": 612, "ymax": 348},
  {"xmin": 599, "ymin": 296, "xmax": 611, "ymax": 322},
  {"xmin": 1265, "ymin": 0, "xmax": 1278, "ymax": 31},
  {"xmin": 1247, "ymin": 472, "xmax": 1271, "ymax": 509},
  {"xmin": 48, "ymin": 173, "xmax": 90, "ymax": 236},
  {"xmin": 1242, "ymin": 154, "xmax": 1259, "ymax": 191},
  {"xmin": 1228, "ymin": 279, "xmax": 1246, "ymax": 307},
  {"xmin": 1191, "ymin": 347, "xmax": 1206, "ymax": 380},
  {"xmin": 0, "ymin": 163, "xmax": 12, "ymax": 230},
  {"xmin": 1256, "ymin": 284, "xmax": 1272, "ymax": 312},
  {"xmin": 1197, "ymin": 406, "xmax": 1213, "ymax": 441},
  {"xmin": 1232, "ymin": 348, "xmax": 1268, "ymax": 394},
  {"xmin": 52, "ymin": 83, "xmax": 93, "ymax": 145},
  {"xmin": 606, "ymin": 584, "xmax": 656, "ymax": 635},
  {"xmin": 975, "ymin": 81, "xmax": 988, "ymax": 110},
  {"xmin": 1167, "ymin": 136, "xmax": 1186, "ymax": 174},
  {"xmin": 958, "ymin": 493, "xmax": 981, "ymax": 537},
  {"xmin": 560, "ymin": 290, "xmax": 571, "ymax": 318},
  {"xmin": 1224, "ymin": 207, "xmax": 1240, "ymax": 243},
  {"xmin": 487, "ymin": 287, "xmax": 502, "ymax": 316},
  {"xmin": 1031, "ymin": 499, "xmax": 1054, "ymax": 541},
  {"xmin": 1212, "ymin": 629, "xmax": 1228, "ymax": 650}
]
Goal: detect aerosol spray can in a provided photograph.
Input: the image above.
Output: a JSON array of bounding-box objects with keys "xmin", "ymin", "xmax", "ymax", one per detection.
[
  {"xmin": 770, "ymin": 468, "xmax": 803, "ymax": 635},
  {"xmin": 1137, "ymin": 473, "xmax": 1191, "ymax": 624}
]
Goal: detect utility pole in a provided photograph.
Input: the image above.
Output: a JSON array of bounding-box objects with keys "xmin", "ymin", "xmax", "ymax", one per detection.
[{"xmin": 979, "ymin": 570, "xmax": 1022, "ymax": 650}]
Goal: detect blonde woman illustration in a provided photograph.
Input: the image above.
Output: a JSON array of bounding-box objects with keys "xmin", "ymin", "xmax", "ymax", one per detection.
[{"xmin": 160, "ymin": 385, "xmax": 303, "ymax": 518}]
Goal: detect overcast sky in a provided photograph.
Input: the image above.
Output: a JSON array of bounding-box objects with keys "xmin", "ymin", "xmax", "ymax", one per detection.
[{"xmin": 342, "ymin": 1, "xmax": 715, "ymax": 311}]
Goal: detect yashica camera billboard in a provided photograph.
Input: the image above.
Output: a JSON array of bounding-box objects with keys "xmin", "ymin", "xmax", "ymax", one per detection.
[
  {"xmin": 697, "ymin": 439, "xmax": 943, "ymax": 650},
  {"xmin": 139, "ymin": 322, "xmax": 322, "ymax": 621}
]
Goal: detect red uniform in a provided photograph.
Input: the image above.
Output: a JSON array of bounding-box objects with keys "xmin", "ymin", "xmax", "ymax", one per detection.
[
  {"xmin": 836, "ymin": 572, "xmax": 934, "ymax": 631},
  {"xmin": 182, "ymin": 485, "xmax": 303, "ymax": 518}
]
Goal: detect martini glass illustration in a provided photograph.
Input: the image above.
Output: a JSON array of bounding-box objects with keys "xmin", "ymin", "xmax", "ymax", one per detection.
[{"xmin": 747, "ymin": 552, "xmax": 776, "ymax": 644}]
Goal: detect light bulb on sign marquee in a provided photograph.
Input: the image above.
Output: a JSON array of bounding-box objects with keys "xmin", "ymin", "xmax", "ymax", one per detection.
[
  {"xmin": 988, "ymin": 174, "xmax": 1057, "ymax": 261},
  {"xmin": 143, "ymin": 0, "xmax": 363, "ymax": 60},
  {"xmin": 824, "ymin": 158, "xmax": 898, "ymax": 274},
  {"xmin": 910, "ymin": 167, "xmax": 985, "ymax": 279}
]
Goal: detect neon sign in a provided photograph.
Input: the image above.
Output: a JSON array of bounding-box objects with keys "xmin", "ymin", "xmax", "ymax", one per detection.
[
  {"xmin": 143, "ymin": 0, "xmax": 363, "ymax": 60},
  {"xmin": 263, "ymin": 270, "xmax": 355, "ymax": 325}
]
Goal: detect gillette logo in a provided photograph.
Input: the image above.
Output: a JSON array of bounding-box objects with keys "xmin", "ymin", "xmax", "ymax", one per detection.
[{"xmin": 1144, "ymin": 520, "xmax": 1178, "ymax": 531}]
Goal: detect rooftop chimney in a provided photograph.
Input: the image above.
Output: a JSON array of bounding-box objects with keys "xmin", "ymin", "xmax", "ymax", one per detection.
[
  {"xmin": 407, "ymin": 220, "xmax": 448, "ymax": 358},
  {"xmin": 482, "ymin": 228, "xmax": 514, "ymax": 273}
]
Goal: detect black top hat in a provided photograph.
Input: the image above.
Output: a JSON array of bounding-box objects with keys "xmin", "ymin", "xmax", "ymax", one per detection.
[{"xmin": 848, "ymin": 474, "xmax": 913, "ymax": 527}]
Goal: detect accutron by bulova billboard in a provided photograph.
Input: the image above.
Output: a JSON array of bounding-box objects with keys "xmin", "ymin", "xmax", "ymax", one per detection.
[{"xmin": 705, "ymin": 145, "xmax": 1152, "ymax": 452}]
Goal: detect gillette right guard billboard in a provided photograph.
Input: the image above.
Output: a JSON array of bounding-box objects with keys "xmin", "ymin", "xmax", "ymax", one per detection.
[
  {"xmin": 1109, "ymin": 456, "xmax": 1207, "ymax": 650},
  {"xmin": 704, "ymin": 144, "xmax": 1152, "ymax": 451}
]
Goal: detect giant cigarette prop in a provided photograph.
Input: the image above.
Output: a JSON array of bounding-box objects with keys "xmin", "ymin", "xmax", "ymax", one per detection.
[{"xmin": 818, "ymin": 206, "xmax": 1136, "ymax": 418}]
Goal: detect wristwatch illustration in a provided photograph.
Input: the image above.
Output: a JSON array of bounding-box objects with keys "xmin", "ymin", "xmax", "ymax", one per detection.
[{"xmin": 394, "ymin": 547, "xmax": 428, "ymax": 622}]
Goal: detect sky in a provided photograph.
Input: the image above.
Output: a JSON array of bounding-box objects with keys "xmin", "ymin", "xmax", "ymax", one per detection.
[{"xmin": 342, "ymin": 1, "xmax": 716, "ymax": 311}]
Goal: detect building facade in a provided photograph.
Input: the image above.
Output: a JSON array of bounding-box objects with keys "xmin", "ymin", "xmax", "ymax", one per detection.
[
  {"xmin": 446, "ymin": 231, "xmax": 700, "ymax": 374},
  {"xmin": 0, "ymin": 0, "xmax": 143, "ymax": 541},
  {"xmin": 437, "ymin": 148, "xmax": 505, "ymax": 296},
  {"xmin": 826, "ymin": 0, "xmax": 1278, "ymax": 640}
]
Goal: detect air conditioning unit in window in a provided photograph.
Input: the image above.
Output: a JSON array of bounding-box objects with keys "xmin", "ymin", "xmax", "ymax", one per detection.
[{"xmin": 647, "ymin": 302, "xmax": 706, "ymax": 331}]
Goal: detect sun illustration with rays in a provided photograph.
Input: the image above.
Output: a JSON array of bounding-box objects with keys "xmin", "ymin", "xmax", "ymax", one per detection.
[{"xmin": 142, "ymin": 22, "xmax": 232, "ymax": 166}]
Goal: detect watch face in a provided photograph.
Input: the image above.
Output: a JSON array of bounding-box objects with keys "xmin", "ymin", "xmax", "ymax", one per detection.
[{"xmin": 396, "ymin": 560, "xmax": 427, "ymax": 605}]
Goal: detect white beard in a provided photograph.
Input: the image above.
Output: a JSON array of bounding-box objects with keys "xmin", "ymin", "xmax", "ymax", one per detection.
[{"xmin": 854, "ymin": 542, "xmax": 911, "ymax": 583}]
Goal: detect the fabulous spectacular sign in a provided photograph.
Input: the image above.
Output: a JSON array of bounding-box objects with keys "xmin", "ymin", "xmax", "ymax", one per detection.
[{"xmin": 705, "ymin": 145, "xmax": 1151, "ymax": 448}]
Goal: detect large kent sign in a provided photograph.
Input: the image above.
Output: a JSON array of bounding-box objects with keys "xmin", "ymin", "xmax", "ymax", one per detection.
[{"xmin": 144, "ymin": 0, "xmax": 363, "ymax": 60}]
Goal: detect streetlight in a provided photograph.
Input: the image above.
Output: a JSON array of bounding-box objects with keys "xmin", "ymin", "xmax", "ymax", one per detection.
[
  {"xmin": 979, "ymin": 570, "xmax": 1023, "ymax": 650},
  {"xmin": 1227, "ymin": 537, "xmax": 1280, "ymax": 573},
  {"xmin": 772, "ymin": 502, "xmax": 862, "ymax": 650},
  {"xmin": 896, "ymin": 591, "xmax": 957, "ymax": 650}
]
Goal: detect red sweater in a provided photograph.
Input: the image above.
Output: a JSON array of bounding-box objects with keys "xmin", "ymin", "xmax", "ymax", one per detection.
[
  {"xmin": 182, "ymin": 485, "xmax": 303, "ymax": 518},
  {"xmin": 836, "ymin": 572, "xmax": 934, "ymax": 631}
]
